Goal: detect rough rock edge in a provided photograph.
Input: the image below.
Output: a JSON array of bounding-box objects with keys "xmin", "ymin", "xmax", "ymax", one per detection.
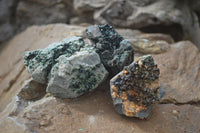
[
  {"xmin": 110, "ymin": 55, "xmax": 164, "ymax": 119},
  {"xmin": 23, "ymin": 36, "xmax": 85, "ymax": 84},
  {"xmin": 46, "ymin": 50, "xmax": 108, "ymax": 98},
  {"xmin": 86, "ymin": 24, "xmax": 134, "ymax": 75}
]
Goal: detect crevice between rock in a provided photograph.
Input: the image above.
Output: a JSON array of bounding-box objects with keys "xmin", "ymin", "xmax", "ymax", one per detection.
[
  {"xmin": 139, "ymin": 23, "xmax": 184, "ymax": 42},
  {"xmin": 3, "ymin": 65, "xmax": 25, "ymax": 93},
  {"xmin": 159, "ymin": 99, "xmax": 200, "ymax": 107}
]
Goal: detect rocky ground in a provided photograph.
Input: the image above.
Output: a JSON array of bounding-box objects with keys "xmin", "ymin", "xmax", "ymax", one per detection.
[
  {"xmin": 1, "ymin": 0, "xmax": 200, "ymax": 50},
  {"xmin": 0, "ymin": 24, "xmax": 200, "ymax": 133}
]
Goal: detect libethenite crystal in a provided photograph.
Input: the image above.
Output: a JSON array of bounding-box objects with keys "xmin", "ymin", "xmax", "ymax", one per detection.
[{"xmin": 86, "ymin": 24, "xmax": 134, "ymax": 76}]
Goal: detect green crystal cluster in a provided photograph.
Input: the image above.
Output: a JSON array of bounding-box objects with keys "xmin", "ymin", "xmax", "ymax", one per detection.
[{"xmin": 23, "ymin": 36, "xmax": 85, "ymax": 83}]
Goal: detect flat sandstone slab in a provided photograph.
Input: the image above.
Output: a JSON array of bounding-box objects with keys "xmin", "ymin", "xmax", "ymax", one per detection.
[{"xmin": 3, "ymin": 92, "xmax": 199, "ymax": 133}]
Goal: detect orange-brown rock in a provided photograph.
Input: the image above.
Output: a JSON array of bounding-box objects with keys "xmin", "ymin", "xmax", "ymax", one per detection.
[
  {"xmin": 110, "ymin": 55, "xmax": 163, "ymax": 119},
  {"xmin": 1, "ymin": 91, "xmax": 200, "ymax": 133}
]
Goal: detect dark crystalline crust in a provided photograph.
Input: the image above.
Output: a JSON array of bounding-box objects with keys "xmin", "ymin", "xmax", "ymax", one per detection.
[
  {"xmin": 110, "ymin": 55, "xmax": 161, "ymax": 118},
  {"xmin": 86, "ymin": 24, "xmax": 134, "ymax": 75},
  {"xmin": 86, "ymin": 24, "xmax": 123, "ymax": 48}
]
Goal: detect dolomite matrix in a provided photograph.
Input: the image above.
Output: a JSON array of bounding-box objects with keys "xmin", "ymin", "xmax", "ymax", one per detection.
[
  {"xmin": 23, "ymin": 36, "xmax": 108, "ymax": 98},
  {"xmin": 110, "ymin": 55, "xmax": 163, "ymax": 119},
  {"xmin": 47, "ymin": 50, "xmax": 108, "ymax": 98},
  {"xmin": 23, "ymin": 36, "xmax": 85, "ymax": 84}
]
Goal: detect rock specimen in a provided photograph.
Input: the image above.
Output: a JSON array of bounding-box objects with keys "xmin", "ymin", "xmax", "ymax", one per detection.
[
  {"xmin": 110, "ymin": 55, "xmax": 162, "ymax": 119},
  {"xmin": 47, "ymin": 50, "xmax": 108, "ymax": 98},
  {"xmin": 23, "ymin": 35, "xmax": 108, "ymax": 98},
  {"xmin": 16, "ymin": 0, "xmax": 73, "ymax": 32},
  {"xmin": 86, "ymin": 24, "xmax": 134, "ymax": 75},
  {"xmin": 23, "ymin": 36, "xmax": 85, "ymax": 84}
]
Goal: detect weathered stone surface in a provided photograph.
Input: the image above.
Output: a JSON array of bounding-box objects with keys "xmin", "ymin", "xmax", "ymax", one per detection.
[
  {"xmin": 121, "ymin": 32, "xmax": 173, "ymax": 54},
  {"xmin": 86, "ymin": 24, "xmax": 134, "ymax": 75},
  {"xmin": 16, "ymin": 0, "xmax": 73, "ymax": 32},
  {"xmin": 110, "ymin": 55, "xmax": 162, "ymax": 119},
  {"xmin": 116, "ymin": 29, "xmax": 142, "ymax": 39},
  {"xmin": 0, "ymin": 0, "xmax": 18, "ymax": 42},
  {"xmin": 47, "ymin": 50, "xmax": 108, "ymax": 98},
  {"xmin": 17, "ymin": 78, "xmax": 46, "ymax": 101},
  {"xmin": 151, "ymin": 41, "xmax": 200, "ymax": 104},
  {"xmin": 135, "ymin": 33, "xmax": 174, "ymax": 44},
  {"xmin": 74, "ymin": 0, "xmax": 108, "ymax": 13},
  {"xmin": 23, "ymin": 36, "xmax": 85, "ymax": 84},
  {"xmin": 94, "ymin": 0, "xmax": 200, "ymax": 49},
  {"xmin": 0, "ymin": 117, "xmax": 27, "ymax": 133},
  {"xmin": 2, "ymin": 0, "xmax": 200, "ymax": 50},
  {"xmin": 2, "ymin": 93, "xmax": 200, "ymax": 133},
  {"xmin": 128, "ymin": 39, "xmax": 170, "ymax": 54}
]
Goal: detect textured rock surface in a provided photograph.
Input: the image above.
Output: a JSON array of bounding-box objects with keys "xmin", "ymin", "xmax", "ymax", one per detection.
[
  {"xmin": 134, "ymin": 33, "xmax": 174, "ymax": 44},
  {"xmin": 128, "ymin": 39, "xmax": 170, "ymax": 54},
  {"xmin": 0, "ymin": 0, "xmax": 18, "ymax": 42},
  {"xmin": 17, "ymin": 78, "xmax": 46, "ymax": 101},
  {"xmin": 23, "ymin": 36, "xmax": 85, "ymax": 84},
  {"xmin": 16, "ymin": 0, "xmax": 73, "ymax": 32},
  {"xmin": 151, "ymin": 41, "xmax": 200, "ymax": 104},
  {"xmin": 94, "ymin": 0, "xmax": 200, "ymax": 49},
  {"xmin": 47, "ymin": 50, "xmax": 108, "ymax": 98},
  {"xmin": 1, "ymin": 0, "xmax": 200, "ymax": 50},
  {"xmin": 86, "ymin": 24, "xmax": 134, "ymax": 75},
  {"xmin": 1, "ymin": 92, "xmax": 200, "ymax": 133},
  {"xmin": 110, "ymin": 55, "xmax": 162, "ymax": 119},
  {"xmin": 0, "ymin": 24, "xmax": 200, "ymax": 133},
  {"xmin": 123, "ymin": 32, "xmax": 174, "ymax": 54},
  {"xmin": 74, "ymin": 0, "xmax": 108, "ymax": 12}
]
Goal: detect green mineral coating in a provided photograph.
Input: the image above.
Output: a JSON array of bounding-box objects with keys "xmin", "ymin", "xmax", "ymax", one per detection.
[
  {"xmin": 23, "ymin": 36, "xmax": 85, "ymax": 82},
  {"xmin": 69, "ymin": 65, "xmax": 99, "ymax": 94},
  {"xmin": 86, "ymin": 24, "xmax": 123, "ymax": 51},
  {"xmin": 86, "ymin": 24, "xmax": 124, "ymax": 64}
]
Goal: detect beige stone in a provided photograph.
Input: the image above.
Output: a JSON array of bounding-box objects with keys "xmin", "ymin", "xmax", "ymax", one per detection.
[
  {"xmin": 153, "ymin": 41, "xmax": 200, "ymax": 103},
  {"xmin": 3, "ymin": 93, "xmax": 200, "ymax": 133},
  {"xmin": 128, "ymin": 38, "xmax": 170, "ymax": 54}
]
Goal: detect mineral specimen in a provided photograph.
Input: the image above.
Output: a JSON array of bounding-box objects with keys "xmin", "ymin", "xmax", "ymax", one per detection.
[
  {"xmin": 47, "ymin": 50, "xmax": 108, "ymax": 98},
  {"xmin": 86, "ymin": 24, "xmax": 134, "ymax": 75},
  {"xmin": 23, "ymin": 36, "xmax": 85, "ymax": 84},
  {"xmin": 110, "ymin": 55, "xmax": 162, "ymax": 119}
]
